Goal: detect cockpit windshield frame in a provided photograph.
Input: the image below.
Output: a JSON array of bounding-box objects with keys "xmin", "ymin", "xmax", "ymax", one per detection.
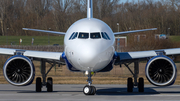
[{"xmin": 69, "ymin": 32, "xmax": 111, "ymax": 40}]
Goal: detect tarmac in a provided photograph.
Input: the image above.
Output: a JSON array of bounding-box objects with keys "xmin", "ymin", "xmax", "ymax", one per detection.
[{"xmin": 0, "ymin": 84, "xmax": 180, "ymax": 101}]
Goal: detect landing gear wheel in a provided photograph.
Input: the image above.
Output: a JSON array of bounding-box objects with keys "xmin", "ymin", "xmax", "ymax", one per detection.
[
  {"xmin": 138, "ymin": 78, "xmax": 144, "ymax": 92},
  {"xmin": 127, "ymin": 78, "xmax": 133, "ymax": 92},
  {"xmin": 83, "ymin": 85, "xmax": 92, "ymax": 95},
  {"xmin": 36, "ymin": 77, "xmax": 42, "ymax": 92},
  {"xmin": 47, "ymin": 77, "xmax": 53, "ymax": 92},
  {"xmin": 90, "ymin": 86, "xmax": 96, "ymax": 95}
]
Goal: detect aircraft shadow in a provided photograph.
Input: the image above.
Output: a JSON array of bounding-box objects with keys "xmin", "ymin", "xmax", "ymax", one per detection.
[
  {"xmin": 95, "ymin": 87, "xmax": 180, "ymax": 96},
  {"xmin": 95, "ymin": 87, "xmax": 159, "ymax": 95}
]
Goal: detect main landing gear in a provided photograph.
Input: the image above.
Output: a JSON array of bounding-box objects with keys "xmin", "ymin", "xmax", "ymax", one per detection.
[
  {"xmin": 36, "ymin": 59, "xmax": 56, "ymax": 92},
  {"xmin": 124, "ymin": 61, "xmax": 144, "ymax": 93},
  {"xmin": 127, "ymin": 77, "xmax": 144, "ymax": 92},
  {"xmin": 83, "ymin": 71, "xmax": 96, "ymax": 95}
]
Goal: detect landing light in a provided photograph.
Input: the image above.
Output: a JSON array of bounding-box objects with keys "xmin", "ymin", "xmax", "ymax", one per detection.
[{"xmin": 85, "ymin": 71, "xmax": 94, "ymax": 76}]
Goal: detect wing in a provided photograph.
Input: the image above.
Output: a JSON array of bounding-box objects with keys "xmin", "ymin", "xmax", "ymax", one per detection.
[
  {"xmin": 114, "ymin": 28, "xmax": 157, "ymax": 35},
  {"xmin": 0, "ymin": 48, "xmax": 64, "ymax": 63},
  {"xmin": 115, "ymin": 48, "xmax": 180, "ymax": 87},
  {"xmin": 115, "ymin": 48, "xmax": 180, "ymax": 63},
  {"xmin": 23, "ymin": 28, "xmax": 66, "ymax": 35}
]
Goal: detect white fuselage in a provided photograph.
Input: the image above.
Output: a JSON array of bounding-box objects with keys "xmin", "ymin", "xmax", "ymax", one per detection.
[{"xmin": 64, "ymin": 18, "xmax": 115, "ymax": 72}]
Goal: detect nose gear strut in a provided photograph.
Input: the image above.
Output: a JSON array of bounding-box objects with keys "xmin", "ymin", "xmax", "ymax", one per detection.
[{"xmin": 83, "ymin": 71, "xmax": 96, "ymax": 95}]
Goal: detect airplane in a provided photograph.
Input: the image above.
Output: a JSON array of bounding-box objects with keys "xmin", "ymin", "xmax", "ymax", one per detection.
[{"xmin": 0, "ymin": 0, "xmax": 178, "ymax": 95}]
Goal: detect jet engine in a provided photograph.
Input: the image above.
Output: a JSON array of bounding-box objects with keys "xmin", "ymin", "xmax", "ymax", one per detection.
[
  {"xmin": 145, "ymin": 56, "xmax": 177, "ymax": 86},
  {"xmin": 3, "ymin": 55, "xmax": 35, "ymax": 86}
]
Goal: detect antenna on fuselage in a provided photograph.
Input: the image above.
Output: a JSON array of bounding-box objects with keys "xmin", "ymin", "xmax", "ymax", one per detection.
[{"xmin": 87, "ymin": 0, "xmax": 93, "ymax": 18}]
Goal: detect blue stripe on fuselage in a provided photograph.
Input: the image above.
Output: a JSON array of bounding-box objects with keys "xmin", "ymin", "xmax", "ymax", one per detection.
[{"xmin": 62, "ymin": 52, "xmax": 80, "ymax": 72}]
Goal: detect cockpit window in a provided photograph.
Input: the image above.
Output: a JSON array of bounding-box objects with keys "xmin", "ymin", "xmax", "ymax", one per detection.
[
  {"xmin": 69, "ymin": 32, "xmax": 75, "ymax": 40},
  {"xmin": 90, "ymin": 32, "xmax": 101, "ymax": 39},
  {"xmin": 101, "ymin": 32, "xmax": 110, "ymax": 40},
  {"xmin": 69, "ymin": 32, "xmax": 110, "ymax": 40},
  {"xmin": 101, "ymin": 32, "xmax": 107, "ymax": 39},
  {"xmin": 72, "ymin": 32, "xmax": 78, "ymax": 39},
  {"xmin": 69, "ymin": 32, "xmax": 78, "ymax": 40},
  {"xmin": 104, "ymin": 32, "xmax": 110, "ymax": 40},
  {"xmin": 78, "ymin": 33, "xmax": 89, "ymax": 39}
]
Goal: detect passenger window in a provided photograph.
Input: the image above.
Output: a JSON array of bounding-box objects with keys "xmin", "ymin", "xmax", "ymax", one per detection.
[
  {"xmin": 90, "ymin": 33, "xmax": 101, "ymax": 39},
  {"xmin": 78, "ymin": 33, "xmax": 89, "ymax": 39},
  {"xmin": 69, "ymin": 32, "xmax": 75, "ymax": 40},
  {"xmin": 72, "ymin": 32, "xmax": 78, "ymax": 39}
]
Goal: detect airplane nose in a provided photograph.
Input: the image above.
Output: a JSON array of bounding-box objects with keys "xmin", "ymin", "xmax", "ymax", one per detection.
[
  {"xmin": 78, "ymin": 47, "xmax": 101, "ymax": 68},
  {"xmin": 73, "ymin": 40, "xmax": 114, "ymax": 71}
]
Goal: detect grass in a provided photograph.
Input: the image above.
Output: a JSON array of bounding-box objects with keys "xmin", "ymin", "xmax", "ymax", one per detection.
[
  {"xmin": 0, "ymin": 35, "xmax": 179, "ymax": 46},
  {"xmin": 0, "ymin": 36, "xmax": 64, "ymax": 45},
  {"xmin": 169, "ymin": 36, "xmax": 180, "ymax": 42}
]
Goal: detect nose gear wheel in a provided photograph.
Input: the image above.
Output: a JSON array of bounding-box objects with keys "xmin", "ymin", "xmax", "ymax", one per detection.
[{"xmin": 83, "ymin": 85, "xmax": 96, "ymax": 95}]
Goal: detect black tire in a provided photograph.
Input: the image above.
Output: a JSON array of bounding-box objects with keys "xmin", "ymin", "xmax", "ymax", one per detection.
[
  {"xmin": 47, "ymin": 77, "xmax": 53, "ymax": 92},
  {"xmin": 36, "ymin": 77, "xmax": 42, "ymax": 92},
  {"xmin": 83, "ymin": 85, "xmax": 92, "ymax": 95},
  {"xmin": 127, "ymin": 78, "xmax": 133, "ymax": 92},
  {"xmin": 138, "ymin": 78, "xmax": 144, "ymax": 92},
  {"xmin": 90, "ymin": 86, "xmax": 96, "ymax": 95}
]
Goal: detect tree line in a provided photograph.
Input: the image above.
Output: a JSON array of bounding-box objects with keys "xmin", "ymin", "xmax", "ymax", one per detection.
[{"xmin": 0, "ymin": 0, "xmax": 180, "ymax": 36}]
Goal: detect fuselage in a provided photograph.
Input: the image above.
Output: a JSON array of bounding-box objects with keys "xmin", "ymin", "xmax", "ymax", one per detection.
[{"xmin": 64, "ymin": 18, "xmax": 115, "ymax": 72}]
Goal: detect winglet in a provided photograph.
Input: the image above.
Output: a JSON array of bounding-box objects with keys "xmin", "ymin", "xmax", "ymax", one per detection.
[
  {"xmin": 22, "ymin": 28, "xmax": 28, "ymax": 30},
  {"xmin": 87, "ymin": 0, "xmax": 93, "ymax": 18}
]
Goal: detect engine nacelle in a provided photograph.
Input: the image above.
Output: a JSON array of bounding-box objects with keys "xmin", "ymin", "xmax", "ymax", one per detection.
[
  {"xmin": 3, "ymin": 55, "xmax": 35, "ymax": 86},
  {"xmin": 145, "ymin": 56, "xmax": 177, "ymax": 86}
]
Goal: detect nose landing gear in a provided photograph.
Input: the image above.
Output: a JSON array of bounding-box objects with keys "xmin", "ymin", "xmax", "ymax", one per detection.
[
  {"xmin": 83, "ymin": 71, "xmax": 96, "ymax": 95},
  {"xmin": 83, "ymin": 85, "xmax": 96, "ymax": 95}
]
